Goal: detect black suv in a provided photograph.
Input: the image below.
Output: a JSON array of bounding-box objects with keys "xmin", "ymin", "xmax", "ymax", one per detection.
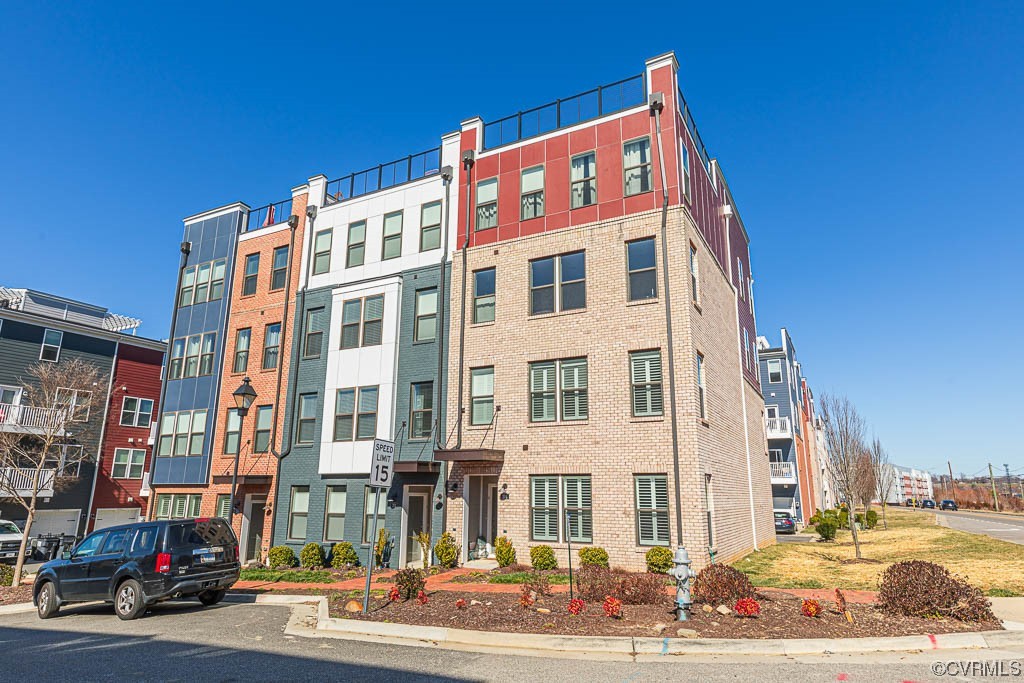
[
  {"xmin": 33, "ymin": 518, "xmax": 239, "ymax": 620},
  {"xmin": 940, "ymin": 499, "xmax": 959, "ymax": 511}
]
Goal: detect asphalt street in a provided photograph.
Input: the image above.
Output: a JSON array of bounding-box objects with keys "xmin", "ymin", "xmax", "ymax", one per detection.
[
  {"xmin": 933, "ymin": 508, "xmax": 1024, "ymax": 545},
  {"xmin": 1, "ymin": 600, "xmax": 1021, "ymax": 682}
]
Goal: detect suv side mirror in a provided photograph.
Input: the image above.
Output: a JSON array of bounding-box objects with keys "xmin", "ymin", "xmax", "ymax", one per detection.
[{"xmin": 61, "ymin": 550, "xmax": 72, "ymax": 560}]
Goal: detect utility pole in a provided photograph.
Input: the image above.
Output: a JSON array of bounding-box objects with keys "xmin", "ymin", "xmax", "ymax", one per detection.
[
  {"xmin": 947, "ymin": 461, "xmax": 957, "ymax": 505},
  {"xmin": 1005, "ymin": 464, "xmax": 1013, "ymax": 496},
  {"xmin": 989, "ymin": 463, "xmax": 1001, "ymax": 512}
]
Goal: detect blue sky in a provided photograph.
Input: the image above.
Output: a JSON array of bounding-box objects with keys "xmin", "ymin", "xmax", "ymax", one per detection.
[{"xmin": 1, "ymin": 2, "xmax": 1021, "ymax": 476}]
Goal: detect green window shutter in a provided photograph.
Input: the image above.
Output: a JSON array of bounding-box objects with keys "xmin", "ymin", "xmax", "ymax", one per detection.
[
  {"xmin": 216, "ymin": 495, "xmax": 231, "ymax": 519},
  {"xmin": 188, "ymin": 495, "xmax": 202, "ymax": 517},
  {"xmin": 531, "ymin": 476, "xmax": 558, "ymax": 541},
  {"xmin": 563, "ymin": 475, "xmax": 592, "ymax": 543},
  {"xmin": 635, "ymin": 475, "xmax": 670, "ymax": 545},
  {"xmin": 631, "ymin": 351, "xmax": 663, "ymax": 416},
  {"xmin": 529, "ymin": 362, "xmax": 556, "ymax": 422},
  {"xmin": 172, "ymin": 495, "xmax": 187, "ymax": 519},
  {"xmin": 560, "ymin": 359, "xmax": 588, "ymax": 421},
  {"xmin": 156, "ymin": 495, "xmax": 172, "ymax": 519}
]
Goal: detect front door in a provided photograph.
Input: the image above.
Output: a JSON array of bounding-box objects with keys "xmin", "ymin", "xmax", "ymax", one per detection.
[
  {"xmin": 405, "ymin": 487, "xmax": 431, "ymax": 568},
  {"xmin": 244, "ymin": 497, "xmax": 266, "ymax": 563}
]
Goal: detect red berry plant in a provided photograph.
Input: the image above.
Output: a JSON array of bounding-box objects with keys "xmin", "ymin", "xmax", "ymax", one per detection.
[
  {"xmin": 801, "ymin": 598, "xmax": 823, "ymax": 618},
  {"xmin": 387, "ymin": 586, "xmax": 400, "ymax": 602},
  {"xmin": 733, "ymin": 597, "xmax": 761, "ymax": 618},
  {"xmin": 602, "ymin": 595, "xmax": 623, "ymax": 619},
  {"xmin": 455, "ymin": 598, "xmax": 467, "ymax": 610},
  {"xmin": 416, "ymin": 590, "xmax": 429, "ymax": 605},
  {"xmin": 567, "ymin": 598, "xmax": 586, "ymax": 615},
  {"xmin": 519, "ymin": 587, "xmax": 536, "ymax": 609}
]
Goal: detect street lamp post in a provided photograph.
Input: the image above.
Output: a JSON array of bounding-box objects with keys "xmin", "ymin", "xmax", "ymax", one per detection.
[{"xmin": 229, "ymin": 377, "xmax": 257, "ymax": 528}]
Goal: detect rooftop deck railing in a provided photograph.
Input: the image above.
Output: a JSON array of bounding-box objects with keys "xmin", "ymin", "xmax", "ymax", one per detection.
[
  {"xmin": 482, "ymin": 73, "xmax": 647, "ymax": 150},
  {"xmin": 677, "ymin": 87, "xmax": 712, "ymax": 174},
  {"xmin": 247, "ymin": 198, "xmax": 293, "ymax": 232},
  {"xmin": 324, "ymin": 146, "xmax": 442, "ymax": 206}
]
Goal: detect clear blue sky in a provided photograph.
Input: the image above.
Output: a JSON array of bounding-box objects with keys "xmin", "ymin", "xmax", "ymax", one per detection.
[{"xmin": 1, "ymin": 2, "xmax": 1021, "ymax": 477}]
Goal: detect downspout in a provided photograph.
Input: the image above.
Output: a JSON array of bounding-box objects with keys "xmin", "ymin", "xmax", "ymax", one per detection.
[
  {"xmin": 268, "ymin": 213, "xmax": 300, "ymax": 459},
  {"xmin": 85, "ymin": 341, "xmax": 119, "ymax": 534},
  {"xmin": 650, "ymin": 93, "xmax": 685, "ymax": 547},
  {"xmin": 455, "ymin": 151, "xmax": 475, "ymax": 449},
  {"xmin": 436, "ymin": 165, "xmax": 454, "ymax": 535},
  {"xmin": 147, "ymin": 240, "xmax": 191, "ymax": 519}
]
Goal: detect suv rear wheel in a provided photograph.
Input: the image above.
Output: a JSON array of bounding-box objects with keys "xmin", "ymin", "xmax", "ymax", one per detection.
[
  {"xmin": 198, "ymin": 589, "xmax": 226, "ymax": 606},
  {"xmin": 37, "ymin": 582, "xmax": 59, "ymax": 619},
  {"xmin": 114, "ymin": 579, "xmax": 146, "ymax": 621}
]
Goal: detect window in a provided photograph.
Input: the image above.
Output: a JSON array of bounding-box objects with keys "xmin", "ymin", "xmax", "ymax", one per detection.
[
  {"xmin": 476, "ymin": 178, "xmax": 497, "ymax": 230},
  {"xmin": 382, "ymin": 211, "xmax": 403, "ymax": 260},
  {"xmin": 324, "ymin": 486, "xmax": 347, "ymax": 542},
  {"xmin": 361, "ymin": 295, "xmax": 383, "ymax": 346},
  {"xmin": 271, "ymin": 246, "xmax": 289, "ymax": 290},
  {"xmin": 169, "ymin": 338, "xmax": 185, "ymax": 379},
  {"xmin": 233, "ymin": 328, "xmax": 251, "ymax": 373},
  {"xmin": 626, "ymin": 238, "xmax": 657, "ymax": 301},
  {"xmin": 570, "ymin": 152, "xmax": 597, "ymax": 208},
  {"xmin": 254, "ymin": 405, "xmax": 272, "ymax": 452},
  {"xmin": 530, "ymin": 475, "xmax": 592, "ymax": 542},
  {"xmin": 209, "ymin": 259, "xmax": 227, "ymax": 301},
  {"xmin": 340, "ymin": 299, "xmax": 362, "ymax": 350},
  {"xmin": 470, "ymin": 367, "xmax": 494, "ymax": 425},
  {"xmin": 40, "ymin": 329, "xmax": 63, "ymax": 362},
  {"xmin": 356, "ymin": 387, "xmax": 378, "ymax": 440},
  {"xmin": 263, "ymin": 323, "xmax": 281, "ymax": 370},
  {"xmin": 333, "ymin": 389, "xmax": 354, "ymax": 441},
  {"xmin": 183, "ymin": 335, "xmax": 201, "ymax": 378},
  {"xmin": 119, "ymin": 396, "xmax": 154, "ymax": 428},
  {"xmin": 179, "ymin": 266, "xmax": 196, "ymax": 306},
  {"xmin": 242, "ymin": 254, "xmax": 259, "ymax": 296},
  {"xmin": 156, "ymin": 409, "xmax": 207, "ymax": 457},
  {"xmin": 216, "ymin": 495, "xmax": 232, "ymax": 519},
  {"xmin": 410, "ymin": 382, "xmax": 433, "ymax": 440},
  {"xmin": 529, "ymin": 358, "xmax": 588, "ymax": 422},
  {"xmin": 696, "ymin": 353, "xmax": 707, "ymax": 419},
  {"xmin": 47, "ymin": 444, "xmax": 83, "ymax": 477},
  {"xmin": 55, "ymin": 388, "xmax": 91, "ymax": 422},
  {"xmin": 520, "ymin": 166, "xmax": 544, "ymax": 220},
  {"xmin": 111, "ymin": 448, "xmax": 146, "ymax": 479},
  {"xmin": 0, "ymin": 385, "xmax": 20, "ymax": 406},
  {"xmin": 736, "ymin": 258, "xmax": 745, "ymax": 300},
  {"xmin": 680, "ymin": 141, "xmax": 691, "ymax": 202},
  {"xmin": 767, "ymin": 359, "xmax": 782, "ymax": 383},
  {"xmin": 529, "ymin": 251, "xmax": 585, "ymax": 315},
  {"xmin": 531, "ymin": 476, "xmax": 559, "ymax": 541},
  {"xmin": 473, "ymin": 268, "xmax": 495, "ymax": 323},
  {"xmin": 419, "ymin": 201, "xmax": 442, "ymax": 252},
  {"xmin": 623, "ymin": 137, "xmax": 652, "ymax": 196},
  {"xmin": 689, "ymin": 244, "xmax": 699, "ymax": 303},
  {"xmin": 363, "ymin": 486, "xmax": 387, "ymax": 543},
  {"xmin": 630, "ymin": 351, "xmax": 664, "ymax": 417},
  {"xmin": 73, "ymin": 532, "xmax": 105, "ymax": 558},
  {"xmin": 414, "ymin": 289, "xmax": 437, "ymax": 342},
  {"xmin": 224, "ymin": 408, "xmax": 241, "ymax": 454},
  {"xmin": 313, "ymin": 229, "xmax": 332, "ymax": 275},
  {"xmin": 563, "ymin": 476, "xmax": 592, "ymax": 543},
  {"xmin": 765, "ymin": 406, "xmax": 779, "ymax": 420},
  {"xmin": 346, "ymin": 220, "xmax": 366, "ymax": 267},
  {"xmin": 193, "ymin": 262, "xmax": 211, "ymax": 303},
  {"xmin": 296, "ymin": 394, "xmax": 317, "ymax": 444},
  {"xmin": 303, "ymin": 308, "xmax": 326, "ymax": 359},
  {"xmin": 635, "ymin": 475, "xmax": 670, "ymax": 546},
  {"xmin": 199, "ymin": 332, "xmax": 216, "ymax": 376},
  {"xmin": 101, "ymin": 528, "xmax": 131, "ymax": 555},
  {"xmin": 743, "ymin": 329, "xmax": 750, "ymax": 370},
  {"xmin": 288, "ymin": 486, "xmax": 309, "ymax": 540},
  {"xmin": 155, "ymin": 494, "xmax": 201, "ymax": 519}
]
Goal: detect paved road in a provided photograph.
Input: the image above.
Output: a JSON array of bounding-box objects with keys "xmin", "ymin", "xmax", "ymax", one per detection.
[
  {"xmin": 934, "ymin": 508, "xmax": 1024, "ymax": 545},
  {"xmin": 1, "ymin": 600, "xmax": 1020, "ymax": 682}
]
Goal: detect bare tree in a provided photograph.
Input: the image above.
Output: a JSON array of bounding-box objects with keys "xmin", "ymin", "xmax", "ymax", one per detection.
[
  {"xmin": 0, "ymin": 359, "xmax": 104, "ymax": 585},
  {"xmin": 854, "ymin": 445, "xmax": 877, "ymax": 522},
  {"xmin": 819, "ymin": 392, "xmax": 869, "ymax": 559},
  {"xmin": 871, "ymin": 438, "xmax": 896, "ymax": 530}
]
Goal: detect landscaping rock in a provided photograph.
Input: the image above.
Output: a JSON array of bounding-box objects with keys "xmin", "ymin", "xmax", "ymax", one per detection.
[
  {"xmin": 470, "ymin": 599, "xmax": 483, "ymax": 606},
  {"xmin": 702, "ymin": 604, "xmax": 714, "ymax": 613},
  {"xmin": 537, "ymin": 608, "xmax": 551, "ymax": 614},
  {"xmin": 344, "ymin": 600, "xmax": 362, "ymax": 613},
  {"xmin": 716, "ymin": 605, "xmax": 732, "ymax": 616},
  {"xmin": 676, "ymin": 628, "xmax": 699, "ymax": 638}
]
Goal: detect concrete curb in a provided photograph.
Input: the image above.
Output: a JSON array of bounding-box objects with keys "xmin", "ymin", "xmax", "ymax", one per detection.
[{"xmin": 0, "ymin": 602, "xmax": 35, "ymax": 616}]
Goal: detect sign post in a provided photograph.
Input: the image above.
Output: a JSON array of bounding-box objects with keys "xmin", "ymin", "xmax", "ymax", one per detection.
[{"xmin": 362, "ymin": 438, "xmax": 395, "ymax": 613}]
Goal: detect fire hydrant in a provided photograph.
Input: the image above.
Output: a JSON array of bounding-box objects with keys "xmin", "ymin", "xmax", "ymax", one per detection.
[{"xmin": 668, "ymin": 547, "xmax": 696, "ymax": 621}]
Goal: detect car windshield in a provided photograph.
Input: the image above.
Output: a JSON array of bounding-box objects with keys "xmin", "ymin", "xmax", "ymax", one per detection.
[
  {"xmin": 774, "ymin": 513, "xmax": 790, "ymax": 520},
  {"xmin": 0, "ymin": 522, "xmax": 20, "ymax": 534}
]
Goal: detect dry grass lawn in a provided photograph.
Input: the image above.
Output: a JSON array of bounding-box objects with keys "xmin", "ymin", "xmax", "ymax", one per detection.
[{"xmin": 735, "ymin": 508, "xmax": 1024, "ymax": 596}]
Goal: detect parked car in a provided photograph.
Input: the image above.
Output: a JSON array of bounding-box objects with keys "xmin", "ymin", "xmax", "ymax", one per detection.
[
  {"xmin": 940, "ymin": 500, "xmax": 959, "ymax": 511},
  {"xmin": 33, "ymin": 518, "xmax": 239, "ymax": 621},
  {"xmin": 774, "ymin": 511, "xmax": 797, "ymax": 534},
  {"xmin": 0, "ymin": 519, "xmax": 30, "ymax": 565},
  {"xmin": 921, "ymin": 499, "xmax": 936, "ymax": 509}
]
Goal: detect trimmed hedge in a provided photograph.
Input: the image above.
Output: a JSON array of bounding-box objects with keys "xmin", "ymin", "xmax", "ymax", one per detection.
[
  {"xmin": 330, "ymin": 542, "xmax": 359, "ymax": 568},
  {"xmin": 530, "ymin": 545, "xmax": 557, "ymax": 570},
  {"xmin": 299, "ymin": 542, "xmax": 326, "ymax": 569},
  {"xmin": 433, "ymin": 532, "xmax": 460, "ymax": 569},
  {"xmin": 268, "ymin": 545, "xmax": 296, "ymax": 569},
  {"xmin": 495, "ymin": 536, "xmax": 517, "ymax": 568},
  {"xmin": 578, "ymin": 546, "xmax": 609, "ymax": 568},
  {"xmin": 645, "ymin": 547, "xmax": 674, "ymax": 574}
]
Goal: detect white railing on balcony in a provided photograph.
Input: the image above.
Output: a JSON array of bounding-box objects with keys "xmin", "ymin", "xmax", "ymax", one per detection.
[
  {"xmin": 769, "ymin": 461, "xmax": 797, "ymax": 482},
  {"xmin": 0, "ymin": 467, "xmax": 56, "ymax": 497},
  {"xmin": 0, "ymin": 403, "xmax": 66, "ymax": 433},
  {"xmin": 765, "ymin": 416, "xmax": 792, "ymax": 438}
]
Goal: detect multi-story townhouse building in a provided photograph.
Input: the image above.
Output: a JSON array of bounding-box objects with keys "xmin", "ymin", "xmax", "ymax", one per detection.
[
  {"xmin": 437, "ymin": 53, "xmax": 772, "ymax": 570},
  {"xmin": 272, "ymin": 138, "xmax": 461, "ymax": 568},
  {"xmin": 799, "ymin": 377, "xmax": 827, "ymax": 513},
  {"xmin": 0, "ymin": 287, "xmax": 163, "ymax": 537},
  {"xmin": 885, "ymin": 465, "xmax": 934, "ymax": 505}
]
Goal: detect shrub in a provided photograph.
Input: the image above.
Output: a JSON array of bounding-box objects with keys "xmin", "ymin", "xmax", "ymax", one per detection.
[
  {"xmin": 645, "ymin": 546, "xmax": 674, "ymax": 574},
  {"xmin": 268, "ymin": 545, "xmax": 296, "ymax": 569},
  {"xmin": 808, "ymin": 514, "xmax": 822, "ymax": 526},
  {"xmin": 0, "ymin": 563, "xmax": 13, "ymax": 587},
  {"xmin": 691, "ymin": 564, "xmax": 755, "ymax": 605},
  {"xmin": 393, "ymin": 568, "xmax": 426, "ymax": 600},
  {"xmin": 618, "ymin": 572, "xmax": 667, "ymax": 605},
  {"xmin": 603, "ymin": 595, "xmax": 623, "ymax": 618},
  {"xmin": 801, "ymin": 598, "xmax": 822, "ymax": 618},
  {"xmin": 523, "ymin": 571, "xmax": 552, "ymax": 597},
  {"xmin": 330, "ymin": 542, "xmax": 360, "ymax": 569},
  {"xmin": 835, "ymin": 588, "xmax": 847, "ymax": 614},
  {"xmin": 299, "ymin": 542, "xmax": 326, "ymax": 569},
  {"xmin": 519, "ymin": 586, "xmax": 536, "ymax": 608},
  {"xmin": 433, "ymin": 532, "xmax": 460, "ymax": 569},
  {"xmin": 416, "ymin": 590, "xmax": 428, "ymax": 605},
  {"xmin": 878, "ymin": 560, "xmax": 995, "ymax": 623},
  {"xmin": 567, "ymin": 598, "xmax": 586, "ymax": 615},
  {"xmin": 495, "ymin": 536, "xmax": 517, "ymax": 568},
  {"xmin": 455, "ymin": 598, "xmax": 467, "ymax": 610},
  {"xmin": 530, "ymin": 545, "xmax": 557, "ymax": 570},
  {"xmin": 413, "ymin": 532, "xmax": 432, "ymax": 569},
  {"xmin": 821, "ymin": 508, "xmax": 839, "ymax": 521},
  {"xmin": 374, "ymin": 528, "xmax": 391, "ymax": 568},
  {"xmin": 815, "ymin": 519, "xmax": 838, "ymax": 541},
  {"xmin": 865, "ymin": 510, "xmax": 879, "ymax": 529},
  {"xmin": 734, "ymin": 597, "xmax": 761, "ymax": 617},
  {"xmin": 575, "ymin": 566, "xmax": 619, "ymax": 602},
  {"xmin": 387, "ymin": 586, "xmax": 400, "ymax": 602},
  {"xmin": 578, "ymin": 546, "xmax": 609, "ymax": 568},
  {"xmin": 838, "ymin": 509, "xmax": 849, "ymax": 528}
]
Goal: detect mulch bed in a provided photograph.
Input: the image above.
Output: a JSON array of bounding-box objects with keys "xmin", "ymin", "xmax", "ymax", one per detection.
[
  {"xmin": 330, "ymin": 590, "xmax": 1001, "ymax": 639},
  {"xmin": 0, "ymin": 584, "xmax": 33, "ymax": 605}
]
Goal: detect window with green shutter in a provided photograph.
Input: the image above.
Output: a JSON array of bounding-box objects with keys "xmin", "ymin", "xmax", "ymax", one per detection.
[
  {"xmin": 530, "ymin": 476, "xmax": 559, "ymax": 541},
  {"xmin": 216, "ymin": 494, "xmax": 232, "ymax": 519},
  {"xmin": 172, "ymin": 495, "xmax": 188, "ymax": 519},
  {"xmin": 635, "ymin": 475, "xmax": 670, "ymax": 546},
  {"xmin": 563, "ymin": 476, "xmax": 592, "ymax": 542},
  {"xmin": 529, "ymin": 362, "xmax": 556, "ymax": 422},
  {"xmin": 630, "ymin": 350, "xmax": 664, "ymax": 417},
  {"xmin": 560, "ymin": 359, "xmax": 588, "ymax": 421},
  {"xmin": 156, "ymin": 494, "xmax": 172, "ymax": 519},
  {"xmin": 529, "ymin": 358, "xmax": 587, "ymax": 422}
]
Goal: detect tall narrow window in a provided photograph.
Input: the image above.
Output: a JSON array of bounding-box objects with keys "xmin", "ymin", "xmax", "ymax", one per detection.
[
  {"xmin": 288, "ymin": 486, "xmax": 309, "ymax": 540},
  {"xmin": 179, "ymin": 266, "xmax": 196, "ymax": 306},
  {"xmin": 476, "ymin": 178, "xmax": 497, "ymax": 230},
  {"xmin": 263, "ymin": 323, "xmax": 281, "ymax": 370},
  {"xmin": 419, "ymin": 201, "xmax": 442, "ymax": 252},
  {"xmin": 623, "ymin": 137, "xmax": 652, "ymax": 196},
  {"xmin": 224, "ymin": 408, "xmax": 240, "ymax": 454},
  {"xmin": 529, "ymin": 257, "xmax": 555, "ymax": 315},
  {"xmin": 520, "ymin": 166, "xmax": 544, "ymax": 220},
  {"xmin": 183, "ymin": 335, "xmax": 201, "ymax": 378},
  {"xmin": 767, "ymin": 359, "xmax": 782, "ymax": 383},
  {"xmin": 324, "ymin": 486, "xmax": 347, "ymax": 542},
  {"xmin": 696, "ymin": 353, "xmax": 707, "ymax": 419},
  {"xmin": 303, "ymin": 307, "xmax": 326, "ymax": 359},
  {"xmin": 361, "ymin": 295, "xmax": 383, "ymax": 347},
  {"xmin": 627, "ymin": 238, "xmax": 657, "ymax": 301},
  {"xmin": 363, "ymin": 486, "xmax": 386, "ymax": 543},
  {"xmin": 40, "ymin": 329, "xmax": 63, "ymax": 362},
  {"xmin": 473, "ymin": 268, "xmax": 495, "ymax": 323},
  {"xmin": 233, "ymin": 328, "xmax": 251, "ymax": 373},
  {"xmin": 296, "ymin": 394, "xmax": 317, "ymax": 444},
  {"xmin": 736, "ymin": 258, "xmax": 745, "ymax": 300},
  {"xmin": 216, "ymin": 495, "xmax": 232, "ymax": 519},
  {"xmin": 530, "ymin": 476, "xmax": 559, "ymax": 542},
  {"xmin": 193, "ymin": 262, "xmax": 211, "ymax": 303},
  {"xmin": 346, "ymin": 220, "xmax": 366, "ymax": 267},
  {"xmin": 209, "ymin": 259, "xmax": 226, "ymax": 301},
  {"xmin": 410, "ymin": 382, "xmax": 433, "ymax": 440},
  {"xmin": 254, "ymin": 405, "xmax": 272, "ymax": 452},
  {"xmin": 529, "ymin": 362, "xmax": 556, "ymax": 423},
  {"xmin": 333, "ymin": 389, "xmax": 355, "ymax": 441},
  {"xmin": 271, "ymin": 246, "xmax": 289, "ymax": 290},
  {"xmin": 189, "ymin": 410, "xmax": 207, "ymax": 456},
  {"xmin": 563, "ymin": 476, "xmax": 592, "ymax": 543},
  {"xmin": 173, "ymin": 411, "xmax": 191, "ymax": 456},
  {"xmin": 559, "ymin": 251, "xmax": 586, "ymax": 311},
  {"xmin": 242, "ymin": 254, "xmax": 259, "ymax": 296},
  {"xmin": 414, "ymin": 289, "xmax": 437, "ymax": 342},
  {"xmin": 560, "ymin": 358, "xmax": 588, "ymax": 421},
  {"xmin": 55, "ymin": 388, "xmax": 92, "ymax": 422},
  {"xmin": 680, "ymin": 141, "xmax": 691, "ymax": 202},
  {"xmin": 689, "ymin": 244, "xmax": 699, "ymax": 303},
  {"xmin": 198, "ymin": 332, "xmax": 216, "ymax": 376},
  {"xmin": 630, "ymin": 351, "xmax": 664, "ymax": 417},
  {"xmin": 340, "ymin": 299, "xmax": 362, "ymax": 350},
  {"xmin": 356, "ymin": 386, "xmax": 378, "ymax": 440},
  {"xmin": 169, "ymin": 338, "xmax": 185, "ymax": 379},
  {"xmin": 119, "ymin": 397, "xmax": 154, "ymax": 428},
  {"xmin": 635, "ymin": 475, "xmax": 670, "ymax": 546},
  {"xmin": 382, "ymin": 211, "xmax": 403, "ymax": 260},
  {"xmin": 313, "ymin": 229, "xmax": 332, "ymax": 275},
  {"xmin": 743, "ymin": 329, "xmax": 750, "ymax": 371},
  {"xmin": 570, "ymin": 152, "xmax": 597, "ymax": 208},
  {"xmin": 470, "ymin": 367, "xmax": 494, "ymax": 425}
]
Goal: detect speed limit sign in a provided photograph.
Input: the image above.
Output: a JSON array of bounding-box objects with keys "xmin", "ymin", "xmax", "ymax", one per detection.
[{"xmin": 369, "ymin": 439, "xmax": 395, "ymax": 488}]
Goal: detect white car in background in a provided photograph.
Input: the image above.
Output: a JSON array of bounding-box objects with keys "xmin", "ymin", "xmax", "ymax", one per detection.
[{"xmin": 0, "ymin": 519, "xmax": 28, "ymax": 564}]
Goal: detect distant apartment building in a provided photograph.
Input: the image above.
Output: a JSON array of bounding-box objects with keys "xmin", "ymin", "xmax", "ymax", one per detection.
[
  {"xmin": 0, "ymin": 287, "xmax": 163, "ymax": 537},
  {"xmin": 883, "ymin": 465, "xmax": 934, "ymax": 505}
]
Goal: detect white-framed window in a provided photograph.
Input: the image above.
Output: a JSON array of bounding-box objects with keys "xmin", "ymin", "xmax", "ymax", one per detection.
[
  {"xmin": 635, "ymin": 474, "xmax": 670, "ymax": 546},
  {"xmin": 324, "ymin": 486, "xmax": 347, "ymax": 542},
  {"xmin": 696, "ymin": 352, "xmax": 707, "ymax": 420},
  {"xmin": 410, "ymin": 381, "xmax": 433, "ymax": 440},
  {"xmin": 340, "ymin": 295, "xmax": 384, "ymax": 350},
  {"xmin": 193, "ymin": 262, "xmax": 211, "ymax": 303},
  {"xmin": 626, "ymin": 238, "xmax": 657, "ymax": 301},
  {"xmin": 216, "ymin": 494, "xmax": 232, "ymax": 519},
  {"xmin": 199, "ymin": 332, "xmax": 216, "ymax": 376},
  {"xmin": 420, "ymin": 201, "xmax": 442, "ymax": 252},
  {"xmin": 476, "ymin": 178, "xmax": 498, "ymax": 230},
  {"xmin": 743, "ymin": 329, "xmax": 750, "ymax": 370},
  {"xmin": 680, "ymin": 140, "xmax": 691, "ymax": 202},
  {"xmin": 530, "ymin": 474, "xmax": 592, "ymax": 543},
  {"xmin": 765, "ymin": 405, "xmax": 779, "ymax": 420},
  {"xmin": 382, "ymin": 211, "xmax": 403, "ymax": 260},
  {"xmin": 262, "ymin": 323, "xmax": 281, "ymax": 370},
  {"xmin": 630, "ymin": 350, "xmax": 663, "ymax": 417},
  {"xmin": 470, "ymin": 367, "xmax": 494, "ymax": 425},
  {"xmin": 737, "ymin": 258, "xmax": 745, "ymax": 300},
  {"xmin": 313, "ymin": 229, "xmax": 333, "ymax": 275},
  {"xmin": 254, "ymin": 405, "xmax": 273, "ymax": 453},
  {"xmin": 119, "ymin": 396, "xmax": 154, "ymax": 428},
  {"xmin": 520, "ymin": 165, "xmax": 545, "ymax": 220},
  {"xmin": 270, "ymin": 246, "xmax": 289, "ymax": 290},
  {"xmin": 40, "ymin": 329, "xmax": 63, "ymax": 362},
  {"xmin": 768, "ymin": 448, "xmax": 784, "ymax": 462},
  {"xmin": 529, "ymin": 251, "xmax": 585, "ymax": 315},
  {"xmin": 570, "ymin": 151, "xmax": 597, "ymax": 208},
  {"xmin": 55, "ymin": 387, "xmax": 92, "ymax": 422},
  {"xmin": 296, "ymin": 394, "xmax": 317, "ymax": 444},
  {"xmin": 156, "ymin": 409, "xmax": 207, "ymax": 457},
  {"xmin": 0, "ymin": 385, "xmax": 23, "ymax": 406},
  {"xmin": 362, "ymin": 486, "xmax": 387, "ymax": 544},
  {"xmin": 623, "ymin": 137, "xmax": 652, "ymax": 196},
  {"xmin": 46, "ymin": 444, "xmax": 83, "ymax": 477},
  {"xmin": 767, "ymin": 359, "xmax": 783, "ymax": 383},
  {"xmin": 111, "ymin": 448, "xmax": 146, "ymax": 479},
  {"xmin": 224, "ymin": 408, "xmax": 241, "ymax": 454},
  {"xmin": 155, "ymin": 493, "xmax": 201, "ymax": 519},
  {"xmin": 180, "ymin": 266, "xmax": 197, "ymax": 306},
  {"xmin": 288, "ymin": 486, "xmax": 309, "ymax": 540},
  {"xmin": 346, "ymin": 221, "xmax": 366, "ymax": 268},
  {"xmin": 303, "ymin": 308, "xmax": 326, "ymax": 360},
  {"xmin": 414, "ymin": 289, "xmax": 438, "ymax": 342},
  {"xmin": 473, "ymin": 268, "xmax": 496, "ymax": 323},
  {"xmin": 528, "ymin": 358, "xmax": 588, "ymax": 422},
  {"xmin": 233, "ymin": 328, "xmax": 251, "ymax": 373},
  {"xmin": 333, "ymin": 386, "xmax": 378, "ymax": 441},
  {"xmin": 242, "ymin": 254, "xmax": 260, "ymax": 296},
  {"xmin": 689, "ymin": 243, "xmax": 700, "ymax": 303}
]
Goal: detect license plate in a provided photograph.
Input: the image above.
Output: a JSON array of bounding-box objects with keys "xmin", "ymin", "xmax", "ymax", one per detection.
[
  {"xmin": 0, "ymin": 552, "xmax": 13, "ymax": 558},
  {"xmin": 210, "ymin": 546, "xmax": 223, "ymax": 553},
  {"xmin": 199, "ymin": 554, "xmax": 216, "ymax": 564}
]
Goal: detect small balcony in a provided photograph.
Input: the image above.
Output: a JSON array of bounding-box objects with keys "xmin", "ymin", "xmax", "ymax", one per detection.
[
  {"xmin": 765, "ymin": 416, "xmax": 792, "ymax": 439},
  {"xmin": 0, "ymin": 467, "xmax": 56, "ymax": 497},
  {"xmin": 769, "ymin": 461, "xmax": 797, "ymax": 484},
  {"xmin": 0, "ymin": 403, "xmax": 67, "ymax": 435}
]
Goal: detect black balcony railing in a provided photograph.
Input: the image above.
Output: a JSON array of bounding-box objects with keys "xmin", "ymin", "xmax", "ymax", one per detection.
[
  {"xmin": 482, "ymin": 73, "xmax": 646, "ymax": 151},
  {"xmin": 677, "ymin": 87, "xmax": 712, "ymax": 175},
  {"xmin": 324, "ymin": 146, "xmax": 442, "ymax": 205},
  {"xmin": 248, "ymin": 198, "xmax": 293, "ymax": 232}
]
